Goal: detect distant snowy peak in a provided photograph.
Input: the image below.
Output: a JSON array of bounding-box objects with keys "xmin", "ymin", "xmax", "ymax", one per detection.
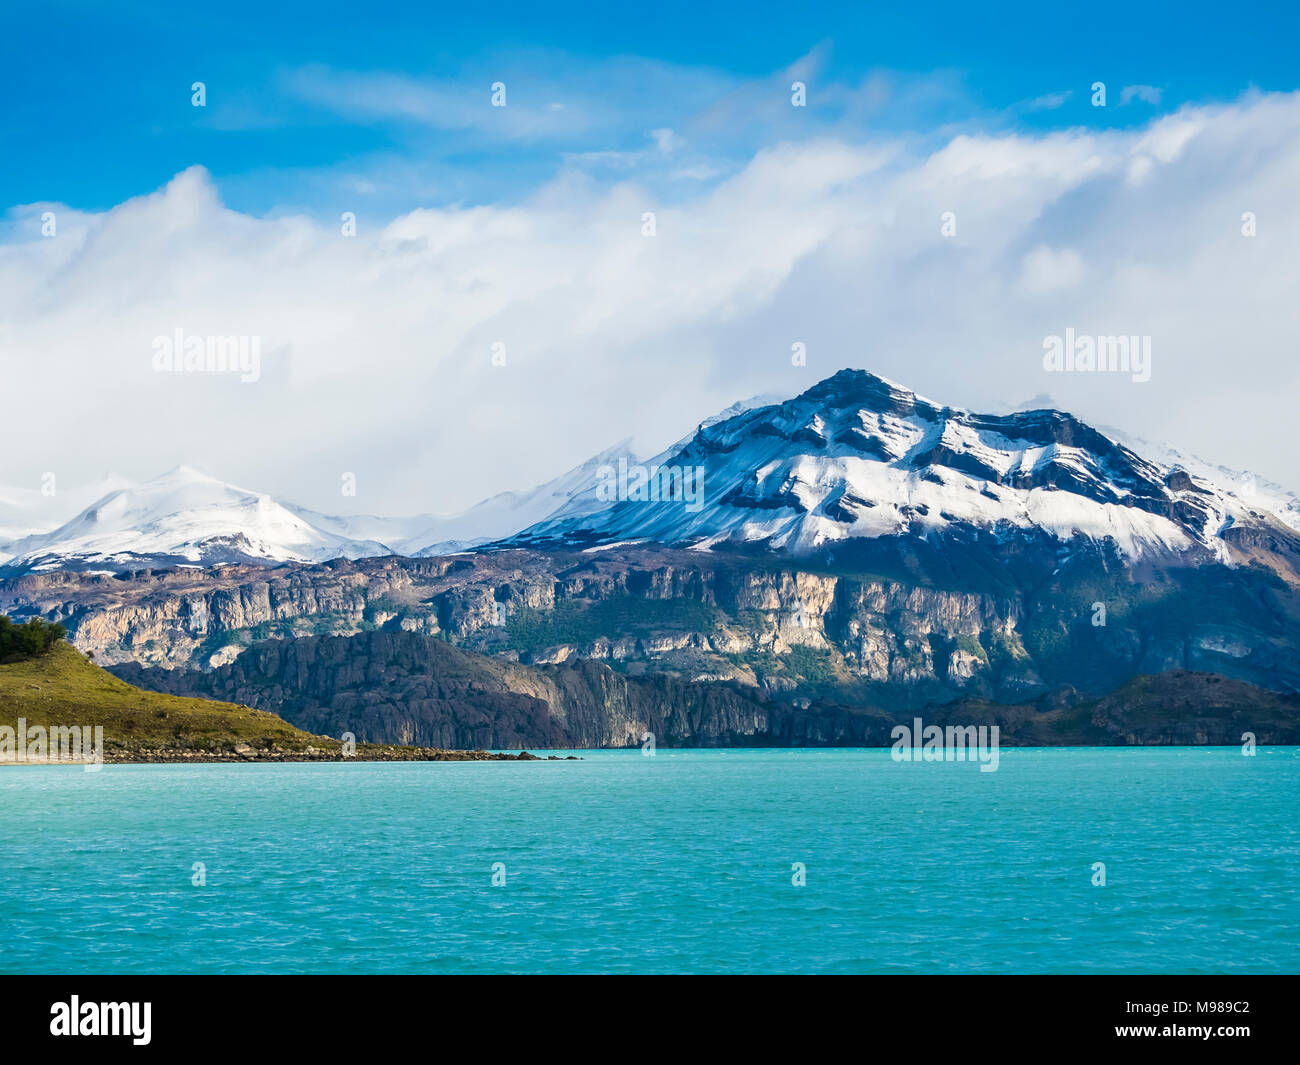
[
  {"xmin": 281, "ymin": 504, "xmax": 433, "ymax": 556},
  {"xmin": 405, "ymin": 439, "xmax": 642, "ymax": 556},
  {"xmin": 1, "ymin": 466, "xmax": 390, "ymax": 574},
  {"xmin": 511, "ymin": 368, "xmax": 1299, "ymax": 564}
]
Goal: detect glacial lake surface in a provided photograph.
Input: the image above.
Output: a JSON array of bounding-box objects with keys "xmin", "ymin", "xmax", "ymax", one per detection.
[{"xmin": 2, "ymin": 748, "xmax": 1296, "ymax": 974}]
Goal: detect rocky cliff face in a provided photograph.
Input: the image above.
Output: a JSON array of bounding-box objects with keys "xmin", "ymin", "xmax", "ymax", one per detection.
[
  {"xmin": 111, "ymin": 630, "xmax": 796, "ymax": 749},
  {"xmin": 4, "ymin": 540, "xmax": 1298, "ymax": 710},
  {"xmin": 112, "ymin": 631, "xmax": 1300, "ymax": 749}
]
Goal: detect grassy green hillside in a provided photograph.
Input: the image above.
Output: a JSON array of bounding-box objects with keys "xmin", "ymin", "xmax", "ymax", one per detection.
[{"xmin": 1, "ymin": 642, "xmax": 333, "ymax": 759}]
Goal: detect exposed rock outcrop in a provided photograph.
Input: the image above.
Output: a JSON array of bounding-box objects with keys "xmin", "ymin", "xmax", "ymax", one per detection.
[{"xmin": 5, "ymin": 539, "xmax": 1299, "ymax": 711}]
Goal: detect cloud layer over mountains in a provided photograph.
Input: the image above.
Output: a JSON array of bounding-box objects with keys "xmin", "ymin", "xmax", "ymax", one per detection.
[{"xmin": 2, "ymin": 91, "xmax": 1298, "ymax": 515}]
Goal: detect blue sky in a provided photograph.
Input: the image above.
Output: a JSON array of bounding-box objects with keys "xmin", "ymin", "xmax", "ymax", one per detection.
[{"xmin": 4, "ymin": 0, "xmax": 1299, "ymax": 216}]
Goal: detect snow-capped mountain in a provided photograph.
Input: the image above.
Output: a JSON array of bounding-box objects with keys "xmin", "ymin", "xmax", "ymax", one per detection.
[
  {"xmin": 4, "ymin": 370, "xmax": 1297, "ymax": 577},
  {"xmin": 510, "ymin": 368, "xmax": 1300, "ymax": 565},
  {"xmin": 0, "ymin": 467, "xmax": 391, "ymax": 574}
]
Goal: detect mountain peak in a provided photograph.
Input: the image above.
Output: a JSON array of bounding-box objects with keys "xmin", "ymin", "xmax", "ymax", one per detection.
[
  {"xmin": 161, "ymin": 463, "xmax": 203, "ymax": 477},
  {"xmin": 155, "ymin": 464, "xmax": 226, "ymax": 486},
  {"xmin": 796, "ymin": 367, "xmax": 941, "ymax": 420},
  {"xmin": 509, "ymin": 366, "xmax": 1298, "ymax": 565}
]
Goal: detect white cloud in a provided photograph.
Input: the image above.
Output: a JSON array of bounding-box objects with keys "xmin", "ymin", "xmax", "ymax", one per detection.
[
  {"xmin": 649, "ymin": 128, "xmax": 683, "ymax": 154},
  {"xmin": 1017, "ymin": 245, "xmax": 1086, "ymax": 293},
  {"xmin": 283, "ymin": 64, "xmax": 585, "ymax": 140},
  {"xmin": 1122, "ymin": 84, "xmax": 1164, "ymax": 106},
  {"xmin": 2, "ymin": 92, "xmax": 1299, "ymax": 518},
  {"xmin": 1021, "ymin": 90, "xmax": 1073, "ymax": 112}
]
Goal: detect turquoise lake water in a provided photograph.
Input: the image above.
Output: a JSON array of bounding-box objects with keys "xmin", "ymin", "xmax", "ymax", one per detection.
[{"xmin": 1, "ymin": 748, "xmax": 1296, "ymax": 974}]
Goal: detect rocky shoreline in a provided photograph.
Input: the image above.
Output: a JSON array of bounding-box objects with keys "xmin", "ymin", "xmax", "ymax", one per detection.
[
  {"xmin": 94, "ymin": 744, "xmax": 579, "ymax": 764},
  {"xmin": 2, "ymin": 745, "xmax": 581, "ymax": 766}
]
